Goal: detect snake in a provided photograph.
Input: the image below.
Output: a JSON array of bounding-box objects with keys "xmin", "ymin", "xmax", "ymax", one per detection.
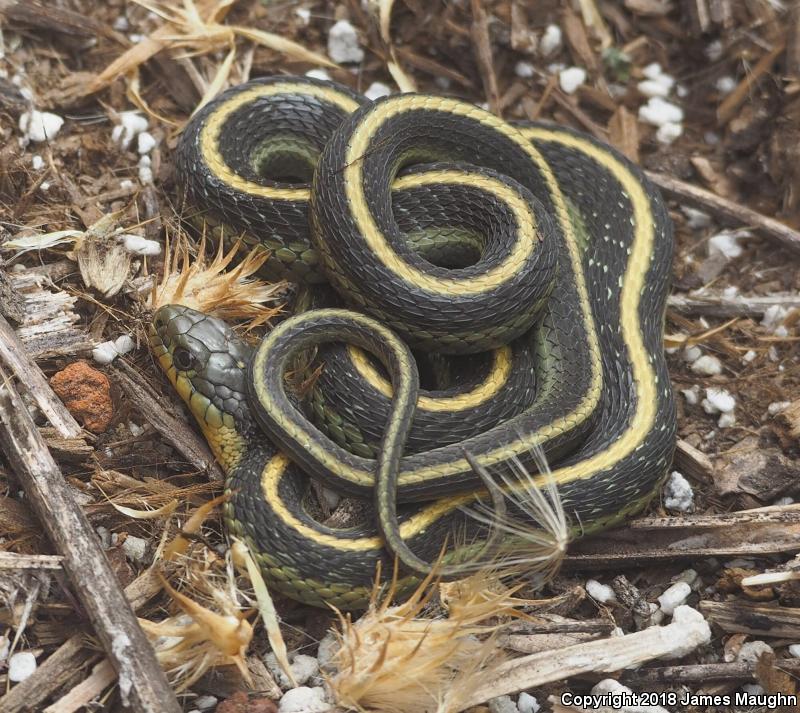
[{"xmin": 150, "ymin": 76, "xmax": 676, "ymax": 609}]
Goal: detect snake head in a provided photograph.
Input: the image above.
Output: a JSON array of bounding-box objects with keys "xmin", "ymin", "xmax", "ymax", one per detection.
[{"xmin": 149, "ymin": 305, "xmax": 254, "ymax": 471}]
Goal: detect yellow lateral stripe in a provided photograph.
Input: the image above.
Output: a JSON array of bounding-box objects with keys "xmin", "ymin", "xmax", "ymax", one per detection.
[
  {"xmin": 346, "ymin": 344, "xmax": 513, "ymax": 412},
  {"xmin": 345, "ymin": 101, "xmax": 540, "ymax": 295},
  {"xmin": 261, "ymin": 452, "xmax": 461, "ymax": 551},
  {"xmin": 200, "ymin": 82, "xmax": 360, "ymax": 202}
]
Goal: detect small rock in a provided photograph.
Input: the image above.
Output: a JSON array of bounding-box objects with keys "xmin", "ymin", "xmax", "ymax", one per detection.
[
  {"xmin": 539, "ymin": 24, "xmax": 562, "ymax": 57},
  {"xmin": 8, "ymin": 651, "xmax": 37, "ymax": 682},
  {"xmin": 19, "ymin": 110, "xmax": 64, "ymax": 143},
  {"xmin": 658, "ymin": 581, "xmax": 691, "ymax": 615},
  {"xmin": 681, "ymin": 386, "xmax": 699, "ymax": 406},
  {"xmin": 682, "ymin": 207, "xmax": 712, "ymax": 230},
  {"xmin": 761, "ymin": 304, "xmax": 788, "ymax": 332},
  {"xmin": 656, "ymin": 121, "xmax": 683, "ymax": 145},
  {"xmin": 690, "ymin": 354, "xmax": 722, "ymax": 376},
  {"xmin": 715, "ymin": 76, "xmax": 736, "ymax": 94},
  {"xmin": 122, "ymin": 535, "xmax": 147, "ymax": 562},
  {"xmin": 664, "ymin": 471, "xmax": 694, "ymax": 512},
  {"xmin": 586, "ymin": 579, "xmax": 617, "ymax": 603},
  {"xmin": 489, "ymin": 695, "xmax": 518, "ymax": 713},
  {"xmin": 708, "ymin": 231, "xmax": 744, "ymax": 259},
  {"xmin": 122, "ymin": 234, "xmax": 161, "ymax": 256},
  {"xmin": 31, "ymin": 154, "xmax": 44, "ymax": 170},
  {"xmin": 138, "ymin": 155, "xmax": 153, "ymax": 184},
  {"xmin": 137, "ymin": 131, "xmax": 157, "ymax": 154},
  {"xmin": 788, "ymin": 644, "xmax": 800, "ymax": 658},
  {"xmin": 194, "ymin": 695, "xmax": 218, "ymax": 711},
  {"xmin": 717, "ymin": 412, "xmax": 736, "ymax": 428},
  {"xmin": 638, "ymin": 97, "xmax": 683, "ymax": 127},
  {"xmin": 289, "ymin": 655, "xmax": 319, "ymax": 687},
  {"xmin": 515, "ymin": 61, "xmax": 535, "ymax": 78},
  {"xmin": 364, "ymin": 82, "xmax": 392, "ymax": 100},
  {"xmin": 328, "ymin": 20, "xmax": 363, "ymax": 64},
  {"xmin": 278, "ymin": 686, "xmax": 329, "ymax": 713},
  {"xmin": 742, "ymin": 350, "xmax": 757, "ymax": 363},
  {"xmin": 737, "ymin": 640, "xmax": 773, "ymax": 664},
  {"xmin": 50, "ymin": 361, "xmax": 113, "ymax": 433},
  {"xmin": 517, "ymin": 692, "xmax": 540, "ymax": 713},
  {"xmin": 683, "ymin": 345, "xmax": 702, "ymax": 362},
  {"xmin": 305, "ymin": 69, "xmax": 331, "ymax": 82},
  {"xmin": 114, "ymin": 334, "xmax": 135, "ymax": 355},
  {"xmin": 741, "ymin": 683, "xmax": 765, "ymax": 696},
  {"xmin": 558, "ymin": 67, "xmax": 586, "ymax": 94},
  {"xmin": 112, "ymin": 111, "xmax": 148, "ymax": 150},
  {"xmin": 702, "ymin": 387, "xmax": 735, "ymax": 414}
]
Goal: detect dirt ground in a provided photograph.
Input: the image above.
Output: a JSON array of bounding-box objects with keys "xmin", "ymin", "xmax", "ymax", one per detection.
[{"xmin": 1, "ymin": 1, "xmax": 800, "ymax": 712}]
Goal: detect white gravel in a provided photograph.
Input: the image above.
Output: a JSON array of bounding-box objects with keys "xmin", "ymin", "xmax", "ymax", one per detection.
[
  {"xmin": 559, "ymin": 67, "xmax": 586, "ymax": 94},
  {"xmin": 328, "ymin": 20, "xmax": 363, "ymax": 64},
  {"xmin": 708, "ymin": 231, "xmax": 744, "ymax": 259},
  {"xmin": 702, "ymin": 387, "xmax": 736, "ymax": 414},
  {"xmin": 664, "ymin": 471, "xmax": 694, "ymax": 512},
  {"xmin": 112, "ymin": 111, "xmax": 148, "ymax": 150},
  {"xmin": 517, "ymin": 692, "xmax": 540, "ymax": 713},
  {"xmin": 539, "ymin": 24, "xmax": 562, "ymax": 56},
  {"xmin": 279, "ymin": 686, "xmax": 330, "ymax": 713},
  {"xmin": 586, "ymin": 579, "xmax": 617, "ymax": 603},
  {"xmin": 364, "ymin": 81, "xmax": 392, "ymax": 100},
  {"xmin": 638, "ymin": 97, "xmax": 684, "ymax": 126},
  {"xmin": 658, "ymin": 581, "xmax": 691, "ymax": 615},
  {"xmin": 8, "ymin": 651, "xmax": 37, "ymax": 682},
  {"xmin": 19, "ymin": 110, "xmax": 64, "ymax": 143},
  {"xmin": 690, "ymin": 354, "xmax": 723, "ymax": 376},
  {"xmin": 737, "ymin": 640, "xmax": 773, "ymax": 664}
]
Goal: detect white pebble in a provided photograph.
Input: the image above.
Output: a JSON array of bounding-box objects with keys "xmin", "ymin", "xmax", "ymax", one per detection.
[
  {"xmin": 664, "ymin": 471, "xmax": 694, "ymax": 512},
  {"xmin": 723, "ymin": 285, "xmax": 739, "ymax": 298},
  {"xmin": 517, "ymin": 692, "xmax": 540, "ymax": 713},
  {"xmin": 762, "ymin": 304, "xmax": 788, "ymax": 331},
  {"xmin": 19, "ymin": 110, "xmax": 64, "ymax": 143},
  {"xmin": 768, "ymin": 401, "xmax": 790, "ymax": 416},
  {"xmin": 683, "ymin": 345, "xmax": 702, "ymax": 362},
  {"xmin": 708, "ymin": 231, "xmax": 744, "ymax": 259},
  {"xmin": 706, "ymin": 40, "xmax": 723, "ymax": 61},
  {"xmin": 0, "ymin": 635, "xmax": 9, "ymax": 662},
  {"xmin": 774, "ymin": 496, "xmax": 794, "ymax": 506},
  {"xmin": 742, "ymin": 349, "xmax": 757, "ymax": 364},
  {"xmin": 93, "ymin": 340, "xmax": 120, "ymax": 365},
  {"xmin": 586, "ymin": 579, "xmax": 617, "ymax": 603},
  {"xmin": 31, "ymin": 154, "xmax": 44, "ymax": 170},
  {"xmin": 8, "ymin": 651, "xmax": 37, "ymax": 682},
  {"xmin": 539, "ymin": 24, "xmax": 562, "ymax": 57},
  {"xmin": 128, "ymin": 421, "xmax": 144, "ymax": 437},
  {"xmin": 638, "ymin": 97, "xmax": 684, "ymax": 127},
  {"xmin": 638, "ymin": 79, "xmax": 670, "ymax": 98},
  {"xmin": 112, "ymin": 111, "xmax": 148, "ymax": 150},
  {"xmin": 682, "ymin": 207, "xmax": 712, "ymax": 229},
  {"xmin": 138, "ymin": 155, "xmax": 153, "ymax": 185},
  {"xmin": 788, "ymin": 644, "xmax": 800, "ymax": 658},
  {"xmin": 113, "ymin": 15, "xmax": 130, "ymax": 31},
  {"xmin": 279, "ymin": 686, "xmax": 329, "ymax": 713},
  {"xmin": 737, "ymin": 640, "xmax": 773, "ymax": 664},
  {"xmin": 715, "ymin": 76, "xmax": 736, "ymax": 94},
  {"xmin": 295, "ymin": 7, "xmax": 311, "ymax": 25},
  {"xmin": 702, "ymin": 387, "xmax": 735, "ymax": 414},
  {"xmin": 691, "ymin": 354, "xmax": 722, "ymax": 376},
  {"xmin": 137, "ymin": 131, "xmax": 157, "ymax": 155},
  {"xmin": 769, "ymin": 345, "xmax": 780, "ymax": 362},
  {"xmin": 642, "ymin": 62, "xmax": 663, "ymax": 80},
  {"xmin": 305, "ymin": 69, "xmax": 331, "ymax": 82},
  {"xmin": 558, "ymin": 67, "xmax": 586, "ymax": 95},
  {"xmin": 327, "ymin": 20, "xmax": 364, "ymax": 64},
  {"xmin": 114, "ymin": 334, "xmax": 135, "ymax": 355},
  {"xmin": 717, "ymin": 412, "xmax": 736, "ymax": 428},
  {"xmin": 364, "ymin": 82, "xmax": 392, "ymax": 100},
  {"xmin": 656, "ymin": 121, "xmax": 683, "ymax": 145},
  {"xmin": 120, "ymin": 179, "xmax": 134, "ymax": 190},
  {"xmin": 320, "ymin": 487, "xmax": 341, "ymax": 511},
  {"xmin": 122, "ymin": 535, "xmax": 147, "ymax": 562},
  {"xmin": 40, "ymin": 181, "xmax": 50, "ymax": 192},
  {"xmin": 515, "ymin": 60, "xmax": 535, "ymax": 78},
  {"xmin": 290, "ymin": 655, "xmax": 320, "ymax": 687},
  {"xmin": 658, "ymin": 581, "xmax": 691, "ymax": 615},
  {"xmin": 681, "ymin": 386, "xmax": 700, "ymax": 406},
  {"xmin": 121, "ymin": 234, "xmax": 161, "ymax": 256},
  {"xmin": 741, "ymin": 683, "xmax": 765, "ymax": 696},
  {"xmin": 488, "ymin": 695, "xmax": 517, "ymax": 713}
]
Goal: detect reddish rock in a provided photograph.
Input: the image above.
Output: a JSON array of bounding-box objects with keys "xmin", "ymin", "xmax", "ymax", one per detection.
[
  {"xmin": 215, "ymin": 692, "xmax": 278, "ymax": 713},
  {"xmin": 50, "ymin": 360, "xmax": 113, "ymax": 433}
]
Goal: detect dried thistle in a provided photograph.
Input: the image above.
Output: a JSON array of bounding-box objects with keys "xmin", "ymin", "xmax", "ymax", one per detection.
[{"xmin": 148, "ymin": 230, "xmax": 285, "ymax": 328}]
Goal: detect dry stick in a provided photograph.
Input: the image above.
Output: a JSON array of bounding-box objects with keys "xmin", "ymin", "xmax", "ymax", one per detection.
[
  {"xmin": 469, "ymin": 0, "xmax": 501, "ymax": 115},
  {"xmin": 0, "ymin": 373, "xmax": 181, "ymax": 713},
  {"xmin": 111, "ymin": 360, "xmax": 224, "ymax": 481},
  {"xmin": 0, "ymin": 635, "xmax": 100, "ymax": 713},
  {"xmin": 668, "ymin": 293, "xmax": 800, "ymax": 318},
  {"xmin": 622, "ymin": 659, "xmax": 800, "ymax": 686},
  {"xmin": 0, "ymin": 314, "xmax": 81, "ymax": 438},
  {"xmin": 700, "ymin": 600, "xmax": 800, "ymax": 639},
  {"xmin": 646, "ymin": 171, "xmax": 800, "ymax": 255}
]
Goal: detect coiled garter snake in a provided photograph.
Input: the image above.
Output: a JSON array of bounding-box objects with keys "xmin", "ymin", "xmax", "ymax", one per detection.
[{"xmin": 150, "ymin": 76, "xmax": 676, "ymax": 609}]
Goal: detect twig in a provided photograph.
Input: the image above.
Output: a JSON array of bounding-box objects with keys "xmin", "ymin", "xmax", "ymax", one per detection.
[
  {"xmin": 668, "ymin": 293, "xmax": 800, "ymax": 318},
  {"xmin": 462, "ymin": 608, "xmax": 710, "ymax": 707},
  {"xmin": 469, "ymin": 0, "xmax": 500, "ymax": 114},
  {"xmin": 0, "ymin": 370, "xmax": 181, "ymax": 713},
  {"xmin": 0, "ymin": 551, "xmax": 64, "ymax": 570},
  {"xmin": 647, "ymin": 171, "xmax": 800, "ymax": 254},
  {"xmin": 564, "ymin": 506, "xmax": 800, "ymax": 569},
  {"xmin": 673, "ymin": 439, "xmax": 714, "ymax": 483},
  {"xmin": 700, "ymin": 600, "xmax": 800, "ymax": 639},
  {"xmin": 0, "ymin": 635, "xmax": 100, "ymax": 713},
  {"xmin": 43, "ymin": 659, "xmax": 117, "ymax": 713},
  {"xmin": 111, "ymin": 360, "xmax": 224, "ymax": 481},
  {"xmin": 621, "ymin": 659, "xmax": 800, "ymax": 685},
  {"xmin": 0, "ymin": 314, "xmax": 82, "ymax": 438}
]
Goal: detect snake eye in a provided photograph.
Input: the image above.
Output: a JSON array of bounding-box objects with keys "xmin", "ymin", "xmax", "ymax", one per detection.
[{"xmin": 173, "ymin": 348, "xmax": 196, "ymax": 371}]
